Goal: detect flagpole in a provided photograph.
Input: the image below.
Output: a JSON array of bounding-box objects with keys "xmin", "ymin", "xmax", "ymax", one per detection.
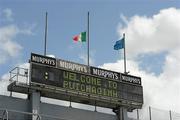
[
  {"xmin": 123, "ymin": 33, "xmax": 127, "ymax": 74},
  {"xmin": 87, "ymin": 12, "xmax": 90, "ymax": 69},
  {"xmin": 44, "ymin": 12, "xmax": 48, "ymax": 56}
]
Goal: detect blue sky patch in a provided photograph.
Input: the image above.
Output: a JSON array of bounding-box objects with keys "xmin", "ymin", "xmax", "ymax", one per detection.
[{"xmin": 137, "ymin": 52, "xmax": 168, "ymax": 76}]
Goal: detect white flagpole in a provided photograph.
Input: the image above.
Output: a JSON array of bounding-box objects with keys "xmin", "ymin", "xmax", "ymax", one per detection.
[
  {"xmin": 44, "ymin": 12, "xmax": 48, "ymax": 56},
  {"xmin": 87, "ymin": 12, "xmax": 90, "ymax": 69},
  {"xmin": 123, "ymin": 33, "xmax": 127, "ymax": 74}
]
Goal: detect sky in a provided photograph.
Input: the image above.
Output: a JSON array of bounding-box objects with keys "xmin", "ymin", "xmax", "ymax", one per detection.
[{"xmin": 0, "ymin": 0, "xmax": 180, "ymax": 119}]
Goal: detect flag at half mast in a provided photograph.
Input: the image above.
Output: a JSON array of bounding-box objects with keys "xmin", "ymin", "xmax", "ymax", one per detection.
[
  {"xmin": 114, "ymin": 37, "xmax": 124, "ymax": 50},
  {"xmin": 113, "ymin": 33, "xmax": 127, "ymax": 73},
  {"xmin": 73, "ymin": 32, "xmax": 86, "ymax": 42}
]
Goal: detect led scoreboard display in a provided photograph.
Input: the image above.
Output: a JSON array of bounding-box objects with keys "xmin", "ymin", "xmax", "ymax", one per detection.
[
  {"xmin": 32, "ymin": 64, "xmax": 119, "ymax": 98},
  {"xmin": 30, "ymin": 53, "xmax": 143, "ymax": 110}
]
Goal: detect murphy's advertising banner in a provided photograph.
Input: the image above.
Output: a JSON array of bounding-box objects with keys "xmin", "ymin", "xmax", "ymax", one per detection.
[
  {"xmin": 30, "ymin": 53, "xmax": 141, "ymax": 85},
  {"xmin": 56, "ymin": 59, "xmax": 88, "ymax": 74},
  {"xmin": 90, "ymin": 66, "xmax": 120, "ymax": 81},
  {"xmin": 31, "ymin": 53, "xmax": 56, "ymax": 67},
  {"xmin": 121, "ymin": 74, "xmax": 141, "ymax": 85}
]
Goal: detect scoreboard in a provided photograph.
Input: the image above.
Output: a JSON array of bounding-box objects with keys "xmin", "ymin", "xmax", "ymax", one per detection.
[{"xmin": 30, "ymin": 53, "xmax": 143, "ymax": 109}]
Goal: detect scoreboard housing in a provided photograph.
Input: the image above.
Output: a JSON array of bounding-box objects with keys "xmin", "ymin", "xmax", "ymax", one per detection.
[{"xmin": 30, "ymin": 53, "xmax": 143, "ymax": 110}]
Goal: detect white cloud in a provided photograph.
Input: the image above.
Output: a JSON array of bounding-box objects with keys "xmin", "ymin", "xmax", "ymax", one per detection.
[
  {"xmin": 2, "ymin": 8, "xmax": 13, "ymax": 22},
  {"xmin": 0, "ymin": 79, "xmax": 10, "ymax": 95},
  {"xmin": 97, "ymin": 7, "xmax": 180, "ymax": 117},
  {"xmin": 99, "ymin": 59, "xmax": 180, "ymax": 118},
  {"xmin": 0, "ymin": 25, "xmax": 21, "ymax": 64},
  {"xmin": 0, "ymin": 25, "xmax": 34, "ymax": 64},
  {"xmin": 79, "ymin": 53, "xmax": 95, "ymax": 65},
  {"xmin": 118, "ymin": 7, "xmax": 180, "ymax": 58},
  {"xmin": 0, "ymin": 8, "xmax": 35, "ymax": 64}
]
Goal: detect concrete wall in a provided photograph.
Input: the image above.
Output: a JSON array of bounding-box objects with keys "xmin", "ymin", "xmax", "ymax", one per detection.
[{"xmin": 0, "ymin": 95, "xmax": 116, "ymax": 120}]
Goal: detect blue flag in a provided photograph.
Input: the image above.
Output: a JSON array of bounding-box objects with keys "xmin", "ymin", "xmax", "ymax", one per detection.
[{"xmin": 114, "ymin": 38, "xmax": 124, "ymax": 50}]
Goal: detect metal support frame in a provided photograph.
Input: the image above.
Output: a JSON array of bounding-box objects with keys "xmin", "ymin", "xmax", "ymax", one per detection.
[
  {"xmin": 169, "ymin": 110, "xmax": 172, "ymax": 120},
  {"xmin": 9, "ymin": 67, "xmax": 28, "ymax": 83},
  {"xmin": 149, "ymin": 106, "xmax": 152, "ymax": 120},
  {"xmin": 1, "ymin": 110, "xmax": 8, "ymax": 120},
  {"xmin": 137, "ymin": 109, "xmax": 139, "ymax": 120},
  {"xmin": 94, "ymin": 101, "xmax": 97, "ymax": 112},
  {"xmin": 30, "ymin": 91, "xmax": 41, "ymax": 120},
  {"xmin": 69, "ymin": 96, "xmax": 72, "ymax": 108},
  {"xmin": 9, "ymin": 67, "xmax": 29, "ymax": 97},
  {"xmin": 7, "ymin": 66, "xmax": 136, "ymax": 120},
  {"xmin": 113, "ymin": 107, "xmax": 128, "ymax": 120},
  {"xmin": 0, "ymin": 108, "xmax": 41, "ymax": 120}
]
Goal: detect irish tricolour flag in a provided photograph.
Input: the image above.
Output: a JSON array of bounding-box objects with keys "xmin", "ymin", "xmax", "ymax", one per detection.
[{"xmin": 73, "ymin": 32, "xmax": 86, "ymax": 42}]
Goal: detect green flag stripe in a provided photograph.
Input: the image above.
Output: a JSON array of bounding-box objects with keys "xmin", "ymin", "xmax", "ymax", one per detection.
[{"xmin": 81, "ymin": 32, "xmax": 86, "ymax": 42}]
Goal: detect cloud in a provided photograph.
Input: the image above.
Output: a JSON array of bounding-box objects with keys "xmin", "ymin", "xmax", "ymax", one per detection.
[
  {"xmin": 99, "ymin": 59, "xmax": 180, "ymax": 118},
  {"xmin": 0, "ymin": 25, "xmax": 21, "ymax": 64},
  {"xmin": 2, "ymin": 8, "xmax": 13, "ymax": 22},
  {"xmin": 96, "ymin": 7, "xmax": 180, "ymax": 118},
  {"xmin": 0, "ymin": 79, "xmax": 10, "ymax": 95},
  {"xmin": 118, "ymin": 7, "xmax": 180, "ymax": 58},
  {"xmin": 79, "ymin": 53, "xmax": 95, "ymax": 65},
  {"xmin": 0, "ymin": 8, "xmax": 35, "ymax": 64}
]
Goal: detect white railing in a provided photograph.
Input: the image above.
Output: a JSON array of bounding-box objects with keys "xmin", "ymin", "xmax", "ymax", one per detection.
[
  {"xmin": 128, "ymin": 106, "xmax": 180, "ymax": 120},
  {"xmin": 9, "ymin": 67, "xmax": 29, "ymax": 84},
  {"xmin": 0, "ymin": 108, "xmax": 70, "ymax": 120}
]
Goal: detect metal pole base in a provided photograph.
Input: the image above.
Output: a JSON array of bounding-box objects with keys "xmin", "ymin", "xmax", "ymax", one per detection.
[
  {"xmin": 113, "ymin": 107, "xmax": 128, "ymax": 120},
  {"xmin": 30, "ymin": 91, "xmax": 40, "ymax": 120}
]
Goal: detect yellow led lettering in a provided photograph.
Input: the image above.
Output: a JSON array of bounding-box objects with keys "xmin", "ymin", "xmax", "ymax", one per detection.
[
  {"xmin": 86, "ymin": 76, "xmax": 91, "ymax": 84},
  {"xmin": 63, "ymin": 81, "xmax": 69, "ymax": 88},
  {"xmin": 91, "ymin": 86, "xmax": 96, "ymax": 94},
  {"xmin": 81, "ymin": 84, "xmax": 86, "ymax": 92},
  {"xmin": 86, "ymin": 85, "xmax": 91, "ymax": 93},
  {"xmin": 63, "ymin": 71, "xmax": 68, "ymax": 79},
  {"xmin": 91, "ymin": 77, "xmax": 97, "ymax": 85},
  {"xmin": 62, "ymin": 70, "xmax": 119, "ymax": 99},
  {"xmin": 69, "ymin": 81, "xmax": 76, "ymax": 90},
  {"xmin": 69, "ymin": 72, "xmax": 77, "ymax": 81},
  {"xmin": 97, "ymin": 87, "xmax": 102, "ymax": 95},
  {"xmin": 113, "ymin": 82, "xmax": 117, "ymax": 89},
  {"xmin": 80, "ymin": 75, "xmax": 86, "ymax": 83},
  {"xmin": 113, "ymin": 90, "xmax": 118, "ymax": 98},
  {"xmin": 97, "ymin": 78, "xmax": 101, "ymax": 86},
  {"xmin": 108, "ymin": 81, "xmax": 113, "ymax": 88},
  {"xmin": 103, "ymin": 88, "xmax": 107, "ymax": 96},
  {"xmin": 107, "ymin": 89, "xmax": 113, "ymax": 97},
  {"xmin": 75, "ymin": 83, "xmax": 80, "ymax": 91}
]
